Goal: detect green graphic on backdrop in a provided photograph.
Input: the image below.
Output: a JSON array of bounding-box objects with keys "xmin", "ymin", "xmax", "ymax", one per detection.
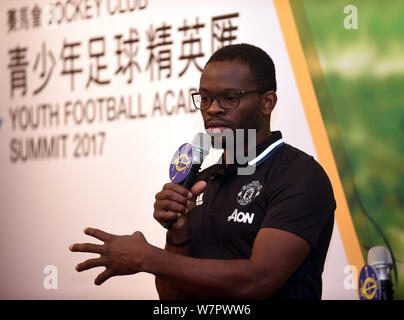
[{"xmin": 290, "ymin": 0, "xmax": 404, "ymax": 298}]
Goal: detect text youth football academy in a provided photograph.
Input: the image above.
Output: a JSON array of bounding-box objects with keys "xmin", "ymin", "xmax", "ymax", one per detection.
[{"xmin": 5, "ymin": 0, "xmax": 240, "ymax": 163}]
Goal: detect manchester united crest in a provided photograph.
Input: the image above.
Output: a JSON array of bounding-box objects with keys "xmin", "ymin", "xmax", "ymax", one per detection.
[{"xmin": 237, "ymin": 181, "xmax": 263, "ymax": 206}]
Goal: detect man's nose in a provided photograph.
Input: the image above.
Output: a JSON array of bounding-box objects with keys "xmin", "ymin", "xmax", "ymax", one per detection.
[{"xmin": 206, "ymin": 96, "xmax": 224, "ymax": 115}]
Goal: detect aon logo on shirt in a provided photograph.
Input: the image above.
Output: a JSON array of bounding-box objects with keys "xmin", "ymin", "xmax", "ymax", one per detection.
[{"xmin": 227, "ymin": 209, "xmax": 255, "ymax": 224}]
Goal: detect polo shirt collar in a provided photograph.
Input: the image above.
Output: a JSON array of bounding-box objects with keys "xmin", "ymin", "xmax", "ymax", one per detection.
[
  {"xmin": 211, "ymin": 131, "xmax": 285, "ymax": 179},
  {"xmin": 248, "ymin": 131, "xmax": 284, "ymax": 167}
]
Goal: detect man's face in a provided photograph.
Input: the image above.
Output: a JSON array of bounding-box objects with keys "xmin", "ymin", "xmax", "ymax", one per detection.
[{"xmin": 198, "ymin": 60, "xmax": 266, "ymax": 149}]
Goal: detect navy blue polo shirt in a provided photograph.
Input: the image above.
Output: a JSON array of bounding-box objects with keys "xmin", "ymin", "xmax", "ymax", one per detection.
[{"xmin": 190, "ymin": 131, "xmax": 336, "ymax": 300}]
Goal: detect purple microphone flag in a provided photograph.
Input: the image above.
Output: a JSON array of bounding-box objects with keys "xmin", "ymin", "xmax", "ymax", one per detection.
[{"xmin": 169, "ymin": 143, "xmax": 193, "ymax": 184}]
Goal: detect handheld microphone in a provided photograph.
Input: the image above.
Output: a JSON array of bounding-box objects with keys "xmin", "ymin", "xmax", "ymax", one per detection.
[
  {"xmin": 368, "ymin": 246, "xmax": 394, "ymax": 300},
  {"xmin": 166, "ymin": 132, "xmax": 211, "ymax": 229}
]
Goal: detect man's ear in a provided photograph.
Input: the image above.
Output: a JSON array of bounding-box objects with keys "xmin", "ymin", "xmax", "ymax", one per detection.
[{"xmin": 261, "ymin": 91, "xmax": 277, "ymax": 116}]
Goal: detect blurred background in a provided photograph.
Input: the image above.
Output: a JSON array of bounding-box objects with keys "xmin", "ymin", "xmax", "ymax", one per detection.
[{"xmin": 291, "ymin": 0, "xmax": 404, "ymax": 298}]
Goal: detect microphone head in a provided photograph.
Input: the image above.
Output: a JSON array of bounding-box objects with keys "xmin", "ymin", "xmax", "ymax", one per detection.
[
  {"xmin": 368, "ymin": 246, "xmax": 393, "ymax": 268},
  {"xmin": 191, "ymin": 132, "xmax": 211, "ymax": 163}
]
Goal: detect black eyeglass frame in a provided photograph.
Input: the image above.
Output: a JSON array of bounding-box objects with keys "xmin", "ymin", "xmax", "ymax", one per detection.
[{"xmin": 191, "ymin": 90, "xmax": 265, "ymax": 110}]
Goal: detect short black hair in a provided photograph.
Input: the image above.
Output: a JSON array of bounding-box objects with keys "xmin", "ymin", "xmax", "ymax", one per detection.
[{"xmin": 205, "ymin": 43, "xmax": 277, "ymax": 92}]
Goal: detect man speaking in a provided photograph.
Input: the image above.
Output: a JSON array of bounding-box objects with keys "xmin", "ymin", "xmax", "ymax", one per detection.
[{"xmin": 70, "ymin": 43, "xmax": 336, "ymax": 300}]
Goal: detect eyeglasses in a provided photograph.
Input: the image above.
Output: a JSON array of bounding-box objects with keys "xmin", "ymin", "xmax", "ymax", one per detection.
[{"xmin": 191, "ymin": 90, "xmax": 265, "ymax": 110}]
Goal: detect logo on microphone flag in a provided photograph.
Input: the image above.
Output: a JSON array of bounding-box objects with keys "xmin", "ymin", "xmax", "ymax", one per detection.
[
  {"xmin": 169, "ymin": 143, "xmax": 193, "ymax": 183},
  {"xmin": 358, "ymin": 264, "xmax": 381, "ymax": 300}
]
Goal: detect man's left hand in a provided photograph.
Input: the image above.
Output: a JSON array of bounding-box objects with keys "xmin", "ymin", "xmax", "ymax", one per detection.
[{"xmin": 69, "ymin": 227, "xmax": 149, "ymax": 285}]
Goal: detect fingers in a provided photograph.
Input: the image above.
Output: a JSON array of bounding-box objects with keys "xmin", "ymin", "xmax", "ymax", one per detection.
[
  {"xmin": 69, "ymin": 228, "xmax": 113, "ymax": 253},
  {"xmin": 69, "ymin": 242, "xmax": 104, "ymax": 254},
  {"xmin": 84, "ymin": 227, "xmax": 113, "ymax": 242},
  {"xmin": 70, "ymin": 228, "xmax": 116, "ymax": 286},
  {"xmin": 190, "ymin": 180, "xmax": 207, "ymax": 200},
  {"xmin": 154, "ymin": 198, "xmax": 188, "ymax": 213},
  {"xmin": 154, "ymin": 186, "xmax": 192, "ymax": 212},
  {"xmin": 75, "ymin": 257, "xmax": 106, "ymax": 272},
  {"xmin": 155, "ymin": 188, "xmax": 191, "ymax": 204},
  {"xmin": 73, "ymin": 259, "xmax": 113, "ymax": 286},
  {"xmin": 153, "ymin": 181, "xmax": 206, "ymax": 228},
  {"xmin": 154, "ymin": 183, "xmax": 192, "ymax": 226},
  {"xmin": 162, "ymin": 182, "xmax": 193, "ymax": 199},
  {"xmin": 94, "ymin": 268, "xmax": 113, "ymax": 286},
  {"xmin": 75, "ymin": 263, "xmax": 113, "ymax": 285},
  {"xmin": 153, "ymin": 210, "xmax": 180, "ymax": 225}
]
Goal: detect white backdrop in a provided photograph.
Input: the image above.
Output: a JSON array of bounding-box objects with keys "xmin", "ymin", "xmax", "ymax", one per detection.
[{"xmin": 0, "ymin": 0, "xmax": 356, "ymax": 299}]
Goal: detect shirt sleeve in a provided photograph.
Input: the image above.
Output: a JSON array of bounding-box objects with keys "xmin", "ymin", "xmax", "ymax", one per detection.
[{"xmin": 261, "ymin": 158, "xmax": 336, "ymax": 248}]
